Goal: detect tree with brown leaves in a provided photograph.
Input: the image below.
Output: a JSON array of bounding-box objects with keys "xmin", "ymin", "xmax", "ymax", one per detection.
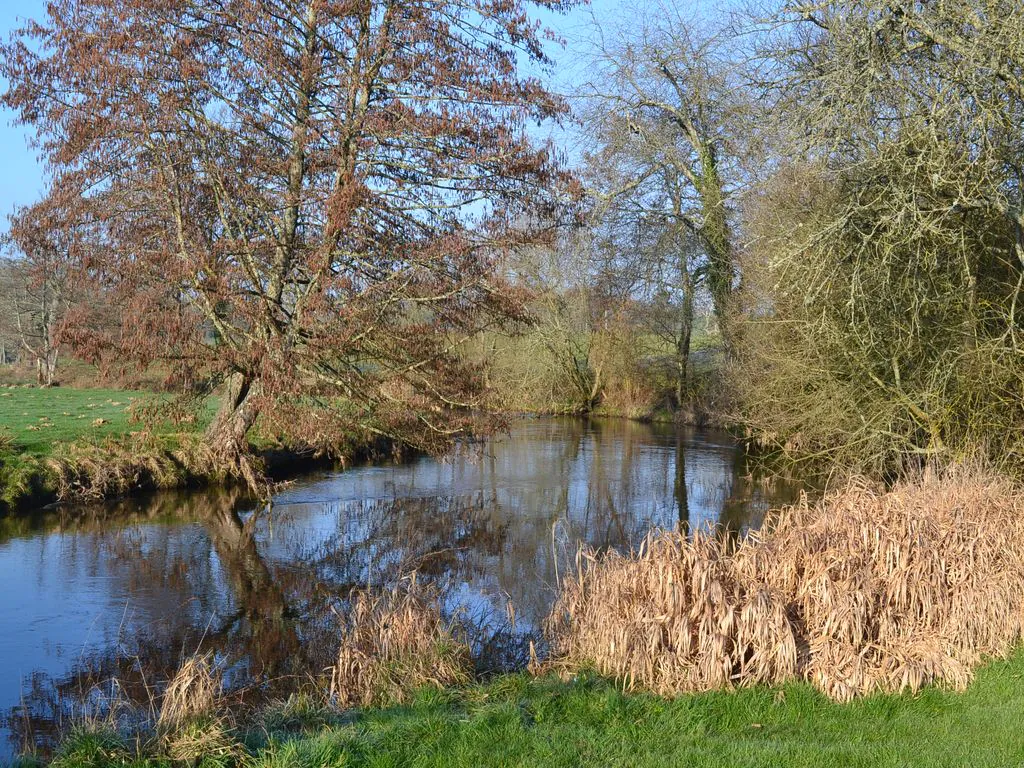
[{"xmin": 2, "ymin": 0, "xmax": 575, "ymax": 484}]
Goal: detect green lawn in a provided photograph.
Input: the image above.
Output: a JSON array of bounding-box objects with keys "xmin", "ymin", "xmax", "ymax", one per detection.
[
  {"xmin": 38, "ymin": 649, "xmax": 1024, "ymax": 768},
  {"xmin": 0, "ymin": 387, "xmax": 151, "ymax": 455},
  {"xmin": 0, "ymin": 386, "xmax": 223, "ymax": 455}
]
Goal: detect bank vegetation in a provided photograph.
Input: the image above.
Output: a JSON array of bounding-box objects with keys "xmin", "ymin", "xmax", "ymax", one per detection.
[{"xmin": 22, "ymin": 466, "xmax": 1023, "ymax": 767}]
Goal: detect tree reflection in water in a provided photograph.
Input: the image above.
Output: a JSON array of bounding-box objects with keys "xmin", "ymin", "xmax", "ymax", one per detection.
[{"xmin": 0, "ymin": 418, "xmax": 807, "ymax": 758}]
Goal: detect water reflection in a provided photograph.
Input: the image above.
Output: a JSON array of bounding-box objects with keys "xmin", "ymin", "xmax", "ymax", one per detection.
[{"xmin": 0, "ymin": 417, "xmax": 805, "ymax": 760}]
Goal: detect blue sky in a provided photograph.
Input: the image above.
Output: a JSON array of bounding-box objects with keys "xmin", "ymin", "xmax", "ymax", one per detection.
[
  {"xmin": 0, "ymin": 0, "xmax": 46, "ymax": 233},
  {"xmin": 0, "ymin": 0, "xmax": 621, "ymax": 233}
]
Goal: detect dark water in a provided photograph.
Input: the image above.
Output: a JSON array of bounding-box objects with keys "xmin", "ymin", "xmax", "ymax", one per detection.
[{"xmin": 0, "ymin": 417, "xmax": 805, "ymax": 760}]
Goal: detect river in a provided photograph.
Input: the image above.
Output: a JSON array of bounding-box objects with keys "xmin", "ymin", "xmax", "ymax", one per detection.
[{"xmin": 0, "ymin": 417, "xmax": 806, "ymax": 760}]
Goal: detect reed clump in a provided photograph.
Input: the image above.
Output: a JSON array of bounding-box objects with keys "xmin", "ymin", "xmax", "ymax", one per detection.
[
  {"xmin": 157, "ymin": 654, "xmax": 221, "ymax": 732},
  {"xmin": 547, "ymin": 467, "xmax": 1024, "ymax": 701},
  {"xmin": 41, "ymin": 433, "xmax": 251, "ymax": 501},
  {"xmin": 155, "ymin": 654, "xmax": 238, "ymax": 763},
  {"xmin": 331, "ymin": 574, "xmax": 472, "ymax": 707},
  {"xmin": 547, "ymin": 531, "xmax": 798, "ymax": 695},
  {"xmin": 45, "ymin": 434, "xmax": 187, "ymax": 500}
]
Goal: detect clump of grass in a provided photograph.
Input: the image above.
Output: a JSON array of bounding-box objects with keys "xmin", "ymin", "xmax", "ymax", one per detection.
[
  {"xmin": 747, "ymin": 467, "xmax": 1024, "ymax": 699},
  {"xmin": 548, "ymin": 466, "xmax": 1024, "ymax": 701},
  {"xmin": 48, "ymin": 727, "xmax": 130, "ymax": 768},
  {"xmin": 162, "ymin": 717, "xmax": 239, "ymax": 765},
  {"xmin": 331, "ymin": 574, "xmax": 472, "ymax": 707},
  {"xmin": 155, "ymin": 654, "xmax": 241, "ymax": 765},
  {"xmin": 157, "ymin": 654, "xmax": 221, "ymax": 732},
  {"xmin": 42, "ymin": 431, "xmax": 242, "ymax": 502},
  {"xmin": 261, "ymin": 691, "xmax": 338, "ymax": 735},
  {"xmin": 0, "ymin": 449, "xmax": 47, "ymax": 510}
]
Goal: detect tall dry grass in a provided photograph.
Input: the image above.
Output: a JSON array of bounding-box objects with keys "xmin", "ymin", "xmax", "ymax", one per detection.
[
  {"xmin": 43, "ymin": 433, "xmax": 250, "ymax": 502},
  {"xmin": 331, "ymin": 574, "xmax": 472, "ymax": 707},
  {"xmin": 156, "ymin": 654, "xmax": 238, "ymax": 763},
  {"xmin": 156, "ymin": 654, "xmax": 220, "ymax": 732},
  {"xmin": 547, "ymin": 467, "xmax": 1024, "ymax": 700}
]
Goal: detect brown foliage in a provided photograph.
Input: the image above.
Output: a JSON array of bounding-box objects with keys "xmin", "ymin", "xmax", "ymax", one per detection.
[
  {"xmin": 548, "ymin": 468, "xmax": 1024, "ymax": 701},
  {"xmin": 2, "ymin": 0, "xmax": 577, "ymax": 474}
]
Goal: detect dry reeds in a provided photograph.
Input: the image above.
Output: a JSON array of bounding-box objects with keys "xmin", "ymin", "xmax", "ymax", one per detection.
[
  {"xmin": 157, "ymin": 654, "xmax": 221, "ymax": 732},
  {"xmin": 45, "ymin": 435, "xmax": 187, "ymax": 501},
  {"xmin": 547, "ymin": 467, "xmax": 1024, "ymax": 701},
  {"xmin": 156, "ymin": 654, "xmax": 239, "ymax": 764},
  {"xmin": 547, "ymin": 531, "xmax": 797, "ymax": 695},
  {"xmin": 42, "ymin": 433, "xmax": 250, "ymax": 502},
  {"xmin": 331, "ymin": 574, "xmax": 471, "ymax": 707}
]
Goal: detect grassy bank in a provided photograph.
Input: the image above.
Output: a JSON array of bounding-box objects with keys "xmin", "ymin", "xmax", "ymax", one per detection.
[
  {"xmin": 27, "ymin": 648, "xmax": 1024, "ymax": 768},
  {"xmin": 0, "ymin": 386, "xmax": 217, "ymax": 512},
  {"xmin": 0, "ymin": 385, "xmax": 395, "ymax": 513}
]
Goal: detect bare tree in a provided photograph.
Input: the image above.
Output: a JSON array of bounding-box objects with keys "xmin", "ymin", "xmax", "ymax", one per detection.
[
  {"xmin": 736, "ymin": 0, "xmax": 1024, "ymax": 472},
  {"xmin": 1, "ymin": 201, "xmax": 78, "ymax": 386},
  {"xmin": 489, "ymin": 228, "xmax": 636, "ymax": 414},
  {"xmin": 580, "ymin": 1, "xmax": 752, "ymax": 362}
]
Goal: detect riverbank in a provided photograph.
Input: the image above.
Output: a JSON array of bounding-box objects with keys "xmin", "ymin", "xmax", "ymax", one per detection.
[
  {"xmin": 509, "ymin": 396, "xmax": 728, "ymax": 430},
  {"xmin": 0, "ymin": 386, "xmax": 384, "ymax": 514},
  {"xmin": 26, "ymin": 648, "xmax": 1024, "ymax": 768},
  {"xmin": 0, "ymin": 386, "xmax": 202, "ymax": 511},
  {"xmin": 0, "ymin": 383, "xmax": 725, "ymax": 515},
  {"xmin": 4, "ymin": 444, "xmax": 1023, "ymax": 765}
]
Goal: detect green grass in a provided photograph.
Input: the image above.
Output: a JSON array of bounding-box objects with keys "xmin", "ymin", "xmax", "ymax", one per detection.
[
  {"xmin": 0, "ymin": 386, "xmax": 221, "ymax": 511},
  {"xmin": 29, "ymin": 649, "xmax": 1024, "ymax": 767},
  {"xmin": 0, "ymin": 387, "xmax": 153, "ymax": 455}
]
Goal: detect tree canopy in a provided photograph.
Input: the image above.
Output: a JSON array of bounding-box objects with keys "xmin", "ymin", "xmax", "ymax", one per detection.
[{"xmin": 2, "ymin": 0, "xmax": 577, "ymax": 483}]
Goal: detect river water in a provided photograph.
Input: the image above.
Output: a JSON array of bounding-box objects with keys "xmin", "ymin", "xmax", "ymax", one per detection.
[{"xmin": 0, "ymin": 417, "xmax": 806, "ymax": 760}]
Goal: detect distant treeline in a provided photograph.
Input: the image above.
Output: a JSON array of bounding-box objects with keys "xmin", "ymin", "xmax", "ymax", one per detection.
[{"xmin": 481, "ymin": 0, "xmax": 1024, "ymax": 477}]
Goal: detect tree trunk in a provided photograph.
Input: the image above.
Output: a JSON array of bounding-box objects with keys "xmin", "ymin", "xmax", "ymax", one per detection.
[
  {"xmin": 587, "ymin": 356, "xmax": 603, "ymax": 412},
  {"xmin": 44, "ymin": 346, "xmax": 58, "ymax": 387},
  {"xmin": 206, "ymin": 371, "xmax": 263, "ymax": 490},
  {"xmin": 696, "ymin": 146, "xmax": 735, "ymax": 351},
  {"xmin": 675, "ymin": 281, "xmax": 694, "ymax": 407}
]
